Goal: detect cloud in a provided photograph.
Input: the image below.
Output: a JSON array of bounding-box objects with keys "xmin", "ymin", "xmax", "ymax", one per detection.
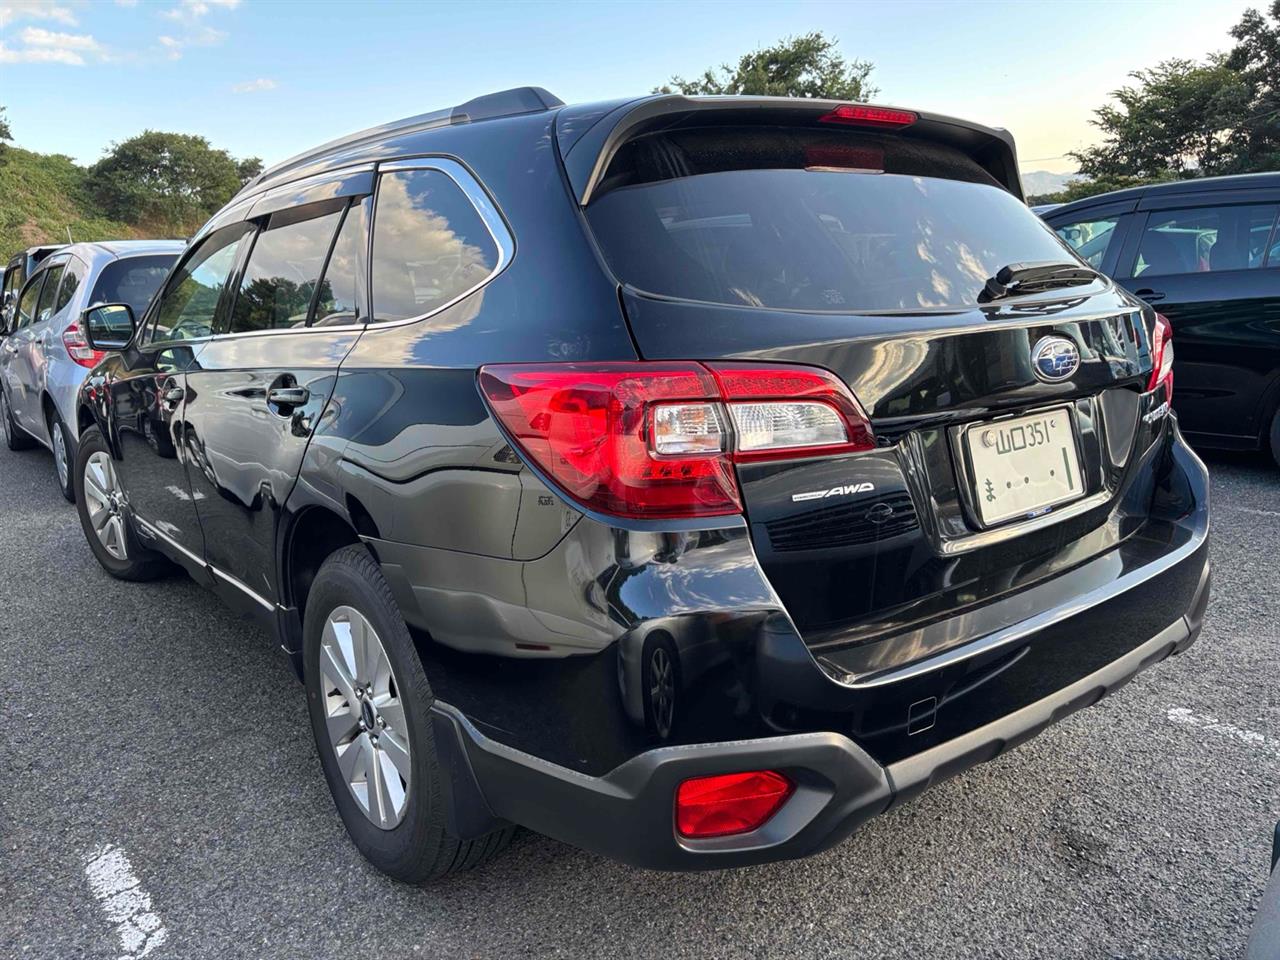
[
  {"xmin": 160, "ymin": 0, "xmax": 239, "ymax": 22},
  {"xmin": 114, "ymin": 0, "xmax": 139, "ymax": 6},
  {"xmin": 19, "ymin": 26, "xmax": 101, "ymax": 50},
  {"xmin": 0, "ymin": 0, "xmax": 77, "ymax": 29},
  {"xmin": 232, "ymin": 77, "xmax": 276, "ymax": 93},
  {"xmin": 156, "ymin": 23, "xmax": 226, "ymax": 58},
  {"xmin": 0, "ymin": 25, "xmax": 104, "ymax": 65}
]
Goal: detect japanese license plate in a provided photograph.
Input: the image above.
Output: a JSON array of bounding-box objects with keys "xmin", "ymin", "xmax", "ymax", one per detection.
[{"xmin": 964, "ymin": 407, "xmax": 1083, "ymax": 526}]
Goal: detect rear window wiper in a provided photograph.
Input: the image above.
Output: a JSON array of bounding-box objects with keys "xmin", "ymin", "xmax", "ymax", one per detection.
[{"xmin": 978, "ymin": 261, "xmax": 1100, "ymax": 303}]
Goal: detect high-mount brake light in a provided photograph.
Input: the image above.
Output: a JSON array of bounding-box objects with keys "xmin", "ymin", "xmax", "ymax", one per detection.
[
  {"xmin": 62, "ymin": 318, "xmax": 105, "ymax": 369},
  {"xmin": 675, "ymin": 770, "xmax": 794, "ymax": 839},
  {"xmin": 818, "ymin": 104, "xmax": 918, "ymax": 129},
  {"xmin": 477, "ymin": 362, "xmax": 877, "ymax": 520},
  {"xmin": 1148, "ymin": 312, "xmax": 1174, "ymax": 397}
]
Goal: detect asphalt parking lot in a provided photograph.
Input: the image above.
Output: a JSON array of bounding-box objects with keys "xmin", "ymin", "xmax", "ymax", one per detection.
[{"xmin": 0, "ymin": 441, "xmax": 1276, "ymax": 960}]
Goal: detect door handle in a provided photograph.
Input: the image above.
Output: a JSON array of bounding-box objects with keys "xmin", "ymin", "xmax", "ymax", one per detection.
[
  {"xmin": 266, "ymin": 386, "xmax": 310, "ymax": 409},
  {"xmin": 1134, "ymin": 288, "xmax": 1165, "ymax": 303},
  {"xmin": 163, "ymin": 386, "xmax": 185, "ymax": 405}
]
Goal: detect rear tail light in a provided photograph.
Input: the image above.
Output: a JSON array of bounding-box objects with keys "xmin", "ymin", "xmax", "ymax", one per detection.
[
  {"xmin": 477, "ymin": 361, "xmax": 875, "ymax": 520},
  {"xmin": 675, "ymin": 770, "xmax": 794, "ymax": 838},
  {"xmin": 818, "ymin": 104, "xmax": 917, "ymax": 129},
  {"xmin": 62, "ymin": 318, "xmax": 105, "ymax": 369},
  {"xmin": 1148, "ymin": 312, "xmax": 1174, "ymax": 397}
]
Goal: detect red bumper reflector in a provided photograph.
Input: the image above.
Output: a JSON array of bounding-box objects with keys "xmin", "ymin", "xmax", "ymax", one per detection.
[
  {"xmin": 818, "ymin": 104, "xmax": 917, "ymax": 129},
  {"xmin": 675, "ymin": 770, "xmax": 794, "ymax": 838}
]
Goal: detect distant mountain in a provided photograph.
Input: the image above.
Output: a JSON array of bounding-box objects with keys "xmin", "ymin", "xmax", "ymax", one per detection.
[{"xmin": 1021, "ymin": 170, "xmax": 1074, "ymax": 196}]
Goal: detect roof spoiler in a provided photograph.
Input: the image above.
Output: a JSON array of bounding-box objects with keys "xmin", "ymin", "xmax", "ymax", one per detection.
[{"xmin": 556, "ymin": 95, "xmax": 1025, "ymax": 205}]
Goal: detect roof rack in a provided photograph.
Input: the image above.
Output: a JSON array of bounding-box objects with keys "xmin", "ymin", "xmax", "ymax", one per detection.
[{"xmin": 244, "ymin": 86, "xmax": 563, "ymax": 195}]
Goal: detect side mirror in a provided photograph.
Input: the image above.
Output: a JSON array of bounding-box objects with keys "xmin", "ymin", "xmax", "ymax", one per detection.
[{"xmin": 83, "ymin": 303, "xmax": 137, "ymax": 352}]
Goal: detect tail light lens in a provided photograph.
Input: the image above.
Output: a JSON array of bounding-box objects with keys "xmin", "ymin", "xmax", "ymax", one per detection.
[
  {"xmin": 63, "ymin": 318, "xmax": 105, "ymax": 369},
  {"xmin": 818, "ymin": 104, "xmax": 917, "ymax": 129},
  {"xmin": 675, "ymin": 770, "xmax": 794, "ymax": 838},
  {"xmin": 1148, "ymin": 312, "xmax": 1174, "ymax": 397},
  {"xmin": 477, "ymin": 361, "xmax": 875, "ymax": 520}
]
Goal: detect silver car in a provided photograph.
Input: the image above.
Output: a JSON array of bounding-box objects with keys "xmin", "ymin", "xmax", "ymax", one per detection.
[{"xmin": 0, "ymin": 240, "xmax": 183, "ymax": 500}]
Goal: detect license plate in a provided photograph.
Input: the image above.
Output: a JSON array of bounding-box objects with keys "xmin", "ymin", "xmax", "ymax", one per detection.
[{"xmin": 963, "ymin": 407, "xmax": 1083, "ymax": 526}]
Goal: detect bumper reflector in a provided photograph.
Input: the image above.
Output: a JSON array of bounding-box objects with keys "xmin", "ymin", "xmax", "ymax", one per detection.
[{"xmin": 675, "ymin": 770, "xmax": 794, "ymax": 838}]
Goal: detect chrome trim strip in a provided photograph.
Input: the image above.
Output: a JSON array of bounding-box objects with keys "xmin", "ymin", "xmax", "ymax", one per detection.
[
  {"xmin": 134, "ymin": 517, "xmax": 275, "ymax": 612},
  {"xmin": 209, "ymin": 565, "xmax": 275, "ymax": 612},
  {"xmin": 835, "ymin": 519, "xmax": 1209, "ymax": 690},
  {"xmin": 151, "ymin": 158, "xmax": 515, "ymax": 347}
]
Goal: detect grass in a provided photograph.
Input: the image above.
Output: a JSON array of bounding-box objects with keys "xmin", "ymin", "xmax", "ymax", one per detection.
[{"xmin": 0, "ymin": 146, "xmax": 140, "ymax": 256}]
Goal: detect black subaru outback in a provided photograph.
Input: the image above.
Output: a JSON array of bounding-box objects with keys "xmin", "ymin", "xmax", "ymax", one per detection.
[{"xmin": 71, "ymin": 88, "xmax": 1210, "ymax": 882}]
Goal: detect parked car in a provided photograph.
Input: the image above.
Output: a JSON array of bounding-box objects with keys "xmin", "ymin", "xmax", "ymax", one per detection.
[
  {"xmin": 1248, "ymin": 822, "xmax": 1280, "ymax": 959},
  {"xmin": 2, "ymin": 244, "xmax": 64, "ymax": 328},
  {"xmin": 1041, "ymin": 174, "xmax": 1280, "ymax": 464},
  {"xmin": 70, "ymin": 88, "xmax": 1210, "ymax": 883},
  {"xmin": 1, "ymin": 240, "xmax": 183, "ymax": 499}
]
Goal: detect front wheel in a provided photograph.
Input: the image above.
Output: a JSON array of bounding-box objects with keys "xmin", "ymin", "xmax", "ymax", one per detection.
[
  {"xmin": 73, "ymin": 426, "xmax": 170, "ymax": 581},
  {"xmin": 303, "ymin": 545, "xmax": 514, "ymax": 883}
]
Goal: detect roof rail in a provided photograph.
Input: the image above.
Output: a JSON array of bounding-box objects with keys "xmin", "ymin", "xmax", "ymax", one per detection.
[
  {"xmin": 451, "ymin": 86, "xmax": 563, "ymax": 124},
  {"xmin": 243, "ymin": 86, "xmax": 563, "ymax": 196}
]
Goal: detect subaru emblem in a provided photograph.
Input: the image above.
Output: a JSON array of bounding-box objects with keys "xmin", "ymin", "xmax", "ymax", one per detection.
[{"xmin": 1031, "ymin": 336, "xmax": 1080, "ymax": 383}]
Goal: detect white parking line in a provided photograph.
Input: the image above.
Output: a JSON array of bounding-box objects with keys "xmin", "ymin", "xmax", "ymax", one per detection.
[
  {"xmin": 83, "ymin": 844, "xmax": 168, "ymax": 959},
  {"xmin": 1166, "ymin": 706, "xmax": 1280, "ymax": 757}
]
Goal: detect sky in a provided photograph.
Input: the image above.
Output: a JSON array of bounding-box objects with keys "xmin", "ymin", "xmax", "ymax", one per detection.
[{"xmin": 0, "ymin": 0, "xmax": 1262, "ymax": 176}]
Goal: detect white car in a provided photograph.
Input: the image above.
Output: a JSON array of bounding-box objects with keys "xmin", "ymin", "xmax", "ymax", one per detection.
[{"xmin": 1, "ymin": 240, "xmax": 183, "ymax": 500}]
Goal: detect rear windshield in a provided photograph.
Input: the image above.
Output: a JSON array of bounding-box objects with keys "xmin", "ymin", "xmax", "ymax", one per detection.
[
  {"xmin": 585, "ymin": 127, "xmax": 1077, "ymax": 312},
  {"xmin": 90, "ymin": 254, "xmax": 178, "ymax": 319}
]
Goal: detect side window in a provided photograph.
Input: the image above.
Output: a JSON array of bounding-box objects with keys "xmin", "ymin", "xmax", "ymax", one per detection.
[
  {"xmin": 313, "ymin": 198, "xmax": 369, "ymax": 326},
  {"xmin": 1134, "ymin": 204, "xmax": 1278, "ymax": 277},
  {"xmin": 16, "ymin": 274, "xmax": 45, "ymax": 330},
  {"xmin": 1053, "ymin": 217, "xmax": 1120, "ymax": 270},
  {"xmin": 151, "ymin": 225, "xmax": 251, "ymax": 343},
  {"xmin": 54, "ymin": 258, "xmax": 85, "ymax": 314},
  {"xmin": 370, "ymin": 169, "xmax": 499, "ymax": 322},
  {"xmin": 34, "ymin": 264, "xmax": 66, "ymax": 325},
  {"xmin": 229, "ymin": 201, "xmax": 345, "ymax": 334}
]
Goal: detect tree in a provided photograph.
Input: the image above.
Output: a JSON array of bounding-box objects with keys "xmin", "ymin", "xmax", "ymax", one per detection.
[
  {"xmin": 655, "ymin": 32, "xmax": 878, "ymax": 101},
  {"xmin": 0, "ymin": 106, "xmax": 11, "ymax": 163},
  {"xmin": 87, "ymin": 131, "xmax": 257, "ymax": 231},
  {"xmin": 1069, "ymin": 58, "xmax": 1253, "ymax": 182},
  {"xmin": 236, "ymin": 156, "xmax": 264, "ymax": 186},
  {"xmin": 1227, "ymin": 1, "xmax": 1280, "ymax": 170}
]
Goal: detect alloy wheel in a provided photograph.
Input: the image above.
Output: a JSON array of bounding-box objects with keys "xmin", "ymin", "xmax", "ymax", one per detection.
[
  {"xmin": 52, "ymin": 421, "xmax": 68, "ymax": 488},
  {"xmin": 82, "ymin": 451, "xmax": 129, "ymax": 560},
  {"xmin": 319, "ymin": 605, "xmax": 411, "ymax": 829},
  {"xmin": 649, "ymin": 645, "xmax": 675, "ymax": 739}
]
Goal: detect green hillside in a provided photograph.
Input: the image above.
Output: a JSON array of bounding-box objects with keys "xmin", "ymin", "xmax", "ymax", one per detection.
[{"xmin": 0, "ymin": 147, "xmax": 141, "ymax": 257}]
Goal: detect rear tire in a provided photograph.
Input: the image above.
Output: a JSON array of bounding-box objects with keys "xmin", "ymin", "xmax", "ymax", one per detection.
[
  {"xmin": 73, "ymin": 426, "xmax": 170, "ymax": 581},
  {"xmin": 303, "ymin": 545, "xmax": 514, "ymax": 883},
  {"xmin": 48, "ymin": 409, "xmax": 75, "ymax": 502},
  {"xmin": 1269, "ymin": 408, "xmax": 1280, "ymax": 468},
  {"xmin": 1, "ymin": 388, "xmax": 35, "ymax": 451}
]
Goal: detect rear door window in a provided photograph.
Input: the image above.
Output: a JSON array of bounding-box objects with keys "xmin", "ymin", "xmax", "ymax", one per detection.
[
  {"xmin": 584, "ymin": 127, "xmax": 1080, "ymax": 312},
  {"xmin": 370, "ymin": 169, "xmax": 499, "ymax": 322},
  {"xmin": 33, "ymin": 264, "xmax": 66, "ymax": 325},
  {"xmin": 229, "ymin": 201, "xmax": 345, "ymax": 333},
  {"xmin": 313, "ymin": 199, "xmax": 369, "ymax": 326},
  {"xmin": 1133, "ymin": 204, "xmax": 1279, "ymax": 276},
  {"xmin": 15, "ymin": 274, "xmax": 45, "ymax": 330}
]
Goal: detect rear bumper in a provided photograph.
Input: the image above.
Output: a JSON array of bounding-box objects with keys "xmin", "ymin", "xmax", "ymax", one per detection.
[{"xmin": 432, "ymin": 546, "xmax": 1210, "ymax": 870}]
